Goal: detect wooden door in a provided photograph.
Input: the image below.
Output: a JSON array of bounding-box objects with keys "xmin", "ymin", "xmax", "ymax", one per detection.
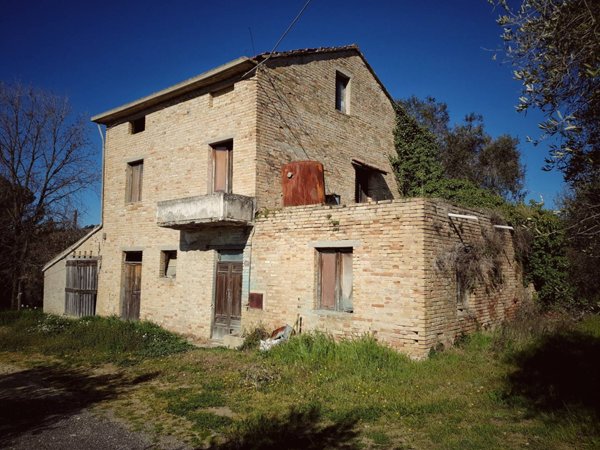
[
  {"xmin": 65, "ymin": 259, "xmax": 97, "ymax": 317},
  {"xmin": 212, "ymin": 261, "xmax": 242, "ymax": 339},
  {"xmin": 122, "ymin": 262, "xmax": 142, "ymax": 320}
]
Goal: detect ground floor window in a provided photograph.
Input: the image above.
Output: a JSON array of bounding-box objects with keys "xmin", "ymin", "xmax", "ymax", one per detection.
[{"xmin": 317, "ymin": 248, "xmax": 353, "ymax": 312}]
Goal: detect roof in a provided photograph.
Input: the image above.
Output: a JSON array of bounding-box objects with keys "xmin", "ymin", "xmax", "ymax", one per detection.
[
  {"xmin": 92, "ymin": 57, "xmax": 257, "ymax": 125},
  {"xmin": 92, "ymin": 45, "xmax": 394, "ymax": 125},
  {"xmin": 42, "ymin": 225, "xmax": 102, "ymax": 272}
]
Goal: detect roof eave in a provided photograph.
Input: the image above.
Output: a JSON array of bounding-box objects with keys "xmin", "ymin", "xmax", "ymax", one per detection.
[{"xmin": 91, "ymin": 57, "xmax": 257, "ymax": 125}]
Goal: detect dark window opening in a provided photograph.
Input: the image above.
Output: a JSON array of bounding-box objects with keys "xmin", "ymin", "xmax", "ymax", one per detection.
[
  {"xmin": 211, "ymin": 140, "xmax": 233, "ymax": 193},
  {"xmin": 335, "ymin": 72, "xmax": 350, "ymax": 113},
  {"xmin": 126, "ymin": 160, "xmax": 143, "ymax": 203},
  {"xmin": 130, "ymin": 116, "xmax": 145, "ymax": 134},
  {"xmin": 355, "ymin": 167, "xmax": 370, "ymax": 203},
  {"xmin": 318, "ymin": 248, "xmax": 353, "ymax": 313},
  {"xmin": 125, "ymin": 251, "xmax": 143, "ymax": 263},
  {"xmin": 161, "ymin": 250, "xmax": 177, "ymax": 278}
]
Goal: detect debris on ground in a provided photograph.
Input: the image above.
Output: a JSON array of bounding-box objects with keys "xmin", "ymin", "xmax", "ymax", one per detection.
[{"xmin": 259, "ymin": 325, "xmax": 294, "ymax": 351}]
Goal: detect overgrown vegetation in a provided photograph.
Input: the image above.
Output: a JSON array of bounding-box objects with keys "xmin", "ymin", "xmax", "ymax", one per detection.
[
  {"xmin": 393, "ymin": 94, "xmax": 598, "ymax": 311},
  {"xmin": 1, "ymin": 310, "xmax": 599, "ymax": 449}
]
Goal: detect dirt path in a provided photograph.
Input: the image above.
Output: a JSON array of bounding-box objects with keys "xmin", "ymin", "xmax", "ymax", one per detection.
[{"xmin": 0, "ymin": 362, "xmax": 188, "ymax": 450}]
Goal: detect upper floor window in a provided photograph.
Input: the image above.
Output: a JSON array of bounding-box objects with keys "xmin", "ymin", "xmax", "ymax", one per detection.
[
  {"xmin": 317, "ymin": 248, "xmax": 353, "ymax": 313},
  {"xmin": 335, "ymin": 72, "xmax": 350, "ymax": 113},
  {"xmin": 130, "ymin": 116, "xmax": 145, "ymax": 134},
  {"xmin": 210, "ymin": 140, "xmax": 233, "ymax": 193},
  {"xmin": 126, "ymin": 160, "xmax": 143, "ymax": 203}
]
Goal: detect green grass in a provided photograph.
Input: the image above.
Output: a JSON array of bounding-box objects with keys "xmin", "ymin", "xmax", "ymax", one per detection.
[
  {"xmin": 0, "ymin": 310, "xmax": 191, "ymax": 365},
  {"xmin": 1, "ymin": 310, "xmax": 600, "ymax": 449}
]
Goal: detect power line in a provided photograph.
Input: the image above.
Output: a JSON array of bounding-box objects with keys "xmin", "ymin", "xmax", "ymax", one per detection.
[{"xmin": 243, "ymin": 0, "xmax": 313, "ymax": 78}]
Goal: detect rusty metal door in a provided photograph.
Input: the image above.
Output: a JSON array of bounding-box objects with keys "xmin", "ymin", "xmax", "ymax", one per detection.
[
  {"xmin": 212, "ymin": 260, "xmax": 242, "ymax": 339},
  {"xmin": 65, "ymin": 259, "xmax": 97, "ymax": 317},
  {"xmin": 122, "ymin": 262, "xmax": 142, "ymax": 320}
]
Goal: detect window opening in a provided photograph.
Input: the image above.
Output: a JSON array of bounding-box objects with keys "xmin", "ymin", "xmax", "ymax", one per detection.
[
  {"xmin": 161, "ymin": 250, "xmax": 177, "ymax": 278},
  {"xmin": 130, "ymin": 116, "xmax": 145, "ymax": 134},
  {"xmin": 126, "ymin": 160, "xmax": 143, "ymax": 203},
  {"xmin": 335, "ymin": 72, "xmax": 350, "ymax": 113},
  {"xmin": 318, "ymin": 248, "xmax": 353, "ymax": 312},
  {"xmin": 211, "ymin": 141, "xmax": 233, "ymax": 193}
]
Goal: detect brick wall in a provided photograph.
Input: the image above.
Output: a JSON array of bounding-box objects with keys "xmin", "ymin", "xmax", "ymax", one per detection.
[
  {"xmin": 422, "ymin": 202, "xmax": 526, "ymax": 350},
  {"xmin": 255, "ymin": 51, "xmax": 398, "ymax": 210},
  {"xmin": 92, "ymin": 74, "xmax": 258, "ymax": 336},
  {"xmin": 244, "ymin": 199, "xmax": 524, "ymax": 359}
]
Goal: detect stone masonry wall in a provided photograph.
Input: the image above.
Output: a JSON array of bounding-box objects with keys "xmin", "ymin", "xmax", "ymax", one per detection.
[{"xmin": 255, "ymin": 51, "xmax": 398, "ymax": 210}]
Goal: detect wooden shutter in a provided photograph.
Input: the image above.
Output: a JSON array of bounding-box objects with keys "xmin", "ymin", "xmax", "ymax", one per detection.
[
  {"xmin": 213, "ymin": 148, "xmax": 229, "ymax": 192},
  {"xmin": 319, "ymin": 251, "xmax": 337, "ymax": 310},
  {"xmin": 127, "ymin": 161, "xmax": 143, "ymax": 202}
]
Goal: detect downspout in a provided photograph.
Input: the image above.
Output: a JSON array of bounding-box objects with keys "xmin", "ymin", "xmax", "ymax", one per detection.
[{"xmin": 97, "ymin": 124, "xmax": 106, "ymax": 226}]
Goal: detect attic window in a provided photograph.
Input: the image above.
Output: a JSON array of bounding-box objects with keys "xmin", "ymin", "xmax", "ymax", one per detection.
[
  {"xmin": 130, "ymin": 117, "xmax": 145, "ymax": 134},
  {"xmin": 335, "ymin": 72, "xmax": 350, "ymax": 113}
]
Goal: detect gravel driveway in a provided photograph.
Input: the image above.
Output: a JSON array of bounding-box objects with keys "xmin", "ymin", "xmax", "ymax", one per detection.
[{"xmin": 0, "ymin": 363, "xmax": 188, "ymax": 450}]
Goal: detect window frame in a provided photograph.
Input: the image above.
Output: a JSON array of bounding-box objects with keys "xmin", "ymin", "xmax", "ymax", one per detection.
[
  {"xmin": 125, "ymin": 159, "xmax": 144, "ymax": 203},
  {"xmin": 316, "ymin": 248, "xmax": 353, "ymax": 313}
]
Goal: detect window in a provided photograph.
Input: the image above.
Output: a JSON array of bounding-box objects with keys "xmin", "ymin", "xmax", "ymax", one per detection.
[
  {"xmin": 317, "ymin": 248, "xmax": 353, "ymax": 312},
  {"xmin": 335, "ymin": 72, "xmax": 350, "ymax": 113},
  {"xmin": 456, "ymin": 268, "xmax": 468, "ymax": 308},
  {"xmin": 161, "ymin": 250, "xmax": 177, "ymax": 278},
  {"xmin": 211, "ymin": 141, "xmax": 233, "ymax": 193},
  {"xmin": 130, "ymin": 116, "xmax": 145, "ymax": 134},
  {"xmin": 126, "ymin": 160, "xmax": 143, "ymax": 203},
  {"xmin": 354, "ymin": 166, "xmax": 370, "ymax": 203}
]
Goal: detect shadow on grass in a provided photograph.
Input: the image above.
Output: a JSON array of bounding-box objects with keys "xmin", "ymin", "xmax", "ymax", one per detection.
[
  {"xmin": 0, "ymin": 364, "xmax": 158, "ymax": 447},
  {"xmin": 208, "ymin": 404, "xmax": 359, "ymax": 450},
  {"xmin": 505, "ymin": 330, "xmax": 600, "ymax": 423}
]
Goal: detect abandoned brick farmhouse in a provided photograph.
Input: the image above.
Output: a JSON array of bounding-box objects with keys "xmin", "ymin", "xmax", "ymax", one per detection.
[{"xmin": 42, "ymin": 45, "xmax": 525, "ymax": 358}]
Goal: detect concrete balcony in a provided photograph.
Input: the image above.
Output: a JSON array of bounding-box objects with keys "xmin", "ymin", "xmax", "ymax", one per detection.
[{"xmin": 156, "ymin": 193, "xmax": 255, "ymax": 229}]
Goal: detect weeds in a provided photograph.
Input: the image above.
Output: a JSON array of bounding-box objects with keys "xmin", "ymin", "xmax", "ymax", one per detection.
[
  {"xmin": 239, "ymin": 325, "xmax": 269, "ymax": 351},
  {"xmin": 2, "ymin": 310, "xmax": 600, "ymax": 449}
]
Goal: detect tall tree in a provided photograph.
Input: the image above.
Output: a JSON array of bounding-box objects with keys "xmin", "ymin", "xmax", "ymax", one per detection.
[
  {"xmin": 493, "ymin": 0, "xmax": 600, "ymax": 305},
  {"xmin": 493, "ymin": 0, "xmax": 600, "ymax": 184},
  {"xmin": 0, "ymin": 83, "xmax": 97, "ymax": 309},
  {"xmin": 397, "ymin": 97, "xmax": 525, "ymax": 200}
]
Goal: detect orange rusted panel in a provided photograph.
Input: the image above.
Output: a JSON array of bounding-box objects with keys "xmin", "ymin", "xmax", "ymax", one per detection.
[{"xmin": 281, "ymin": 161, "xmax": 325, "ymax": 206}]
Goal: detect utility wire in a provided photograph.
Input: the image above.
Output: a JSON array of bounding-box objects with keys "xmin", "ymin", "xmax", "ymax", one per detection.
[{"xmin": 243, "ymin": 0, "xmax": 313, "ymax": 78}]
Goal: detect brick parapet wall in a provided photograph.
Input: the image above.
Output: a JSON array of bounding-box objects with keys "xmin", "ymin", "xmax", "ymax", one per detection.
[
  {"xmin": 246, "ymin": 198, "xmax": 429, "ymax": 357},
  {"xmin": 421, "ymin": 201, "xmax": 524, "ymax": 350},
  {"xmin": 245, "ymin": 198, "xmax": 524, "ymax": 358}
]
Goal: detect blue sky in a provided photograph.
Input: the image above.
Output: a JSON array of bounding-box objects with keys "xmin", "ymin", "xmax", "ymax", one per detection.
[{"xmin": 0, "ymin": 0, "xmax": 564, "ymax": 225}]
